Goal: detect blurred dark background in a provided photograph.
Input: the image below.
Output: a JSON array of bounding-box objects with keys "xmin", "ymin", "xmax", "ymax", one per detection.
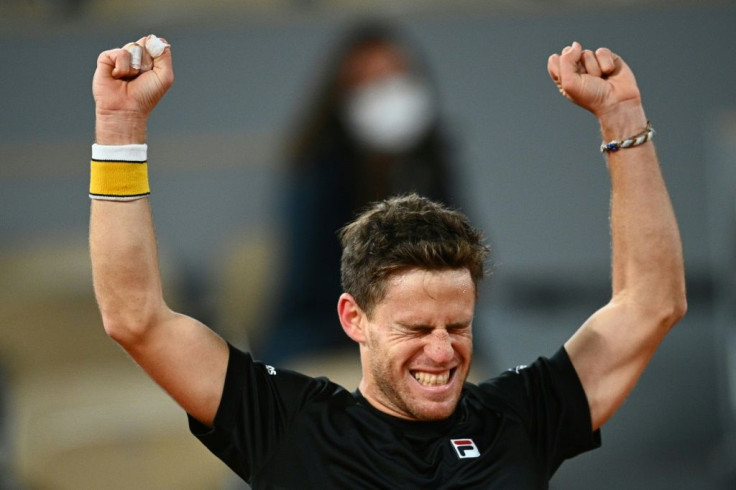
[{"xmin": 0, "ymin": 1, "xmax": 734, "ymax": 488}]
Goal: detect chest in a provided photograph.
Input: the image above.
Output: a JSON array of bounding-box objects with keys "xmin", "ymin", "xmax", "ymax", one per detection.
[{"xmin": 252, "ymin": 407, "xmax": 546, "ymax": 490}]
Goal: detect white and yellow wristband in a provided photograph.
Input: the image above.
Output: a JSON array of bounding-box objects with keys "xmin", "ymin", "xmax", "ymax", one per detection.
[{"xmin": 89, "ymin": 144, "xmax": 150, "ymax": 201}]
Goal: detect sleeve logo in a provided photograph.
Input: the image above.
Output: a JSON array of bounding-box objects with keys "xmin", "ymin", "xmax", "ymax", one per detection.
[{"xmin": 450, "ymin": 438, "xmax": 480, "ymax": 459}]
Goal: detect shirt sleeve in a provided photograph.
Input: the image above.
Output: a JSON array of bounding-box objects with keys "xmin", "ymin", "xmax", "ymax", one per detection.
[
  {"xmin": 187, "ymin": 342, "xmax": 337, "ymax": 482},
  {"xmin": 480, "ymin": 346, "xmax": 601, "ymax": 477}
]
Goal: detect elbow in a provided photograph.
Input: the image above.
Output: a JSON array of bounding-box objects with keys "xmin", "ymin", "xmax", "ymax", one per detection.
[
  {"xmin": 637, "ymin": 265, "xmax": 688, "ymax": 331},
  {"xmin": 669, "ymin": 273, "xmax": 688, "ymax": 325},
  {"xmin": 102, "ymin": 314, "xmax": 146, "ymax": 347},
  {"xmin": 670, "ymin": 293, "xmax": 688, "ymax": 326},
  {"xmin": 618, "ymin": 283, "xmax": 687, "ymax": 335},
  {"xmin": 656, "ymin": 287, "xmax": 688, "ymax": 331},
  {"xmin": 99, "ymin": 295, "xmax": 167, "ymax": 347}
]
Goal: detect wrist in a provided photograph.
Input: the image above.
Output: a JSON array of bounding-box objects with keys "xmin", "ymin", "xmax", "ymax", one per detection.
[
  {"xmin": 95, "ymin": 110, "xmax": 148, "ymax": 145},
  {"xmin": 90, "ymin": 143, "xmax": 150, "ymax": 201},
  {"xmin": 596, "ymin": 100, "xmax": 648, "ymax": 142}
]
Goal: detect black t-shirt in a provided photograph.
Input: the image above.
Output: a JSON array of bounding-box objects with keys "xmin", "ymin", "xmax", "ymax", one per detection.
[{"xmin": 189, "ymin": 344, "xmax": 601, "ymax": 489}]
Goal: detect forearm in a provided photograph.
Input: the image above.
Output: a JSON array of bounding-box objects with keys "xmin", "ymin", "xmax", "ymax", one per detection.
[
  {"xmin": 602, "ymin": 103, "xmax": 686, "ymax": 323},
  {"xmin": 90, "ymin": 197, "xmax": 169, "ymax": 344},
  {"xmin": 90, "ymin": 117, "xmax": 167, "ymax": 344}
]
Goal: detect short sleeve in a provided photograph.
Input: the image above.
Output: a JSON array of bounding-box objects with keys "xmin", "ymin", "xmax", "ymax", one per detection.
[
  {"xmin": 478, "ymin": 346, "xmax": 601, "ymax": 476},
  {"xmin": 187, "ymin": 343, "xmax": 338, "ymax": 482}
]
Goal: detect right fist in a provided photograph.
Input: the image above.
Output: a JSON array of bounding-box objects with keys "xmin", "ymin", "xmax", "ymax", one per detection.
[{"xmin": 93, "ymin": 34, "xmax": 174, "ymax": 143}]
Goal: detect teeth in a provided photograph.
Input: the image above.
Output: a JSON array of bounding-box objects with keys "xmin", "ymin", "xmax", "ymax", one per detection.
[{"xmin": 413, "ymin": 371, "xmax": 450, "ymax": 386}]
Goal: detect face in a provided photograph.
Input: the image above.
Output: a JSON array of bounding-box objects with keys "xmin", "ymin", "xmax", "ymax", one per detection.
[{"xmin": 355, "ymin": 268, "xmax": 475, "ymax": 421}]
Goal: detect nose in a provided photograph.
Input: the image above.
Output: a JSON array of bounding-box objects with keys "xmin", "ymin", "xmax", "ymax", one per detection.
[{"xmin": 425, "ymin": 329, "xmax": 454, "ymax": 364}]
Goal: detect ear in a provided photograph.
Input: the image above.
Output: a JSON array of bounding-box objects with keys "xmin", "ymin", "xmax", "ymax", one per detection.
[{"xmin": 337, "ymin": 293, "xmax": 367, "ymax": 343}]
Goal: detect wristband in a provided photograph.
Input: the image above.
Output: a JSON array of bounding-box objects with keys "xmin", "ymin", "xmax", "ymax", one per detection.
[
  {"xmin": 600, "ymin": 121, "xmax": 655, "ymax": 153},
  {"xmin": 89, "ymin": 144, "xmax": 150, "ymax": 201}
]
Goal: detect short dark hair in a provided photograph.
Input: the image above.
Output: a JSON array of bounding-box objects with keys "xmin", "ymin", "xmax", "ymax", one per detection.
[{"xmin": 339, "ymin": 193, "xmax": 489, "ymax": 315}]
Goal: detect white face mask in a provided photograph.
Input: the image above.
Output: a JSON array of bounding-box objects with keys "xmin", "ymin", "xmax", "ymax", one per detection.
[{"xmin": 343, "ymin": 74, "xmax": 436, "ymax": 154}]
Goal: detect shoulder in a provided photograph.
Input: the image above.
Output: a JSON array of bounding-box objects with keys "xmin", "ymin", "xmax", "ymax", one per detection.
[
  {"xmin": 467, "ymin": 348, "xmax": 584, "ymax": 418},
  {"xmin": 226, "ymin": 344, "xmax": 347, "ymax": 408}
]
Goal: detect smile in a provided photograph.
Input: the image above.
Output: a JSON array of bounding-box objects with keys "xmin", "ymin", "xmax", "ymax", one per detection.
[{"xmin": 412, "ymin": 368, "xmax": 454, "ymax": 387}]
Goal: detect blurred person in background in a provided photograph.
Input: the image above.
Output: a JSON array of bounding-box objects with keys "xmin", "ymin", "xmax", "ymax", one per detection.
[{"xmin": 257, "ymin": 20, "xmax": 462, "ymax": 364}]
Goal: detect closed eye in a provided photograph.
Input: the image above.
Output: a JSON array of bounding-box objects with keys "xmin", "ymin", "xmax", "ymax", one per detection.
[
  {"xmin": 396, "ymin": 323, "xmax": 471, "ymax": 336},
  {"xmin": 447, "ymin": 323, "xmax": 472, "ymax": 335},
  {"xmin": 396, "ymin": 324, "xmax": 433, "ymax": 336}
]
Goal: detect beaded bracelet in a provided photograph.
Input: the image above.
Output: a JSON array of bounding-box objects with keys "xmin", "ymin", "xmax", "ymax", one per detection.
[
  {"xmin": 89, "ymin": 144, "xmax": 150, "ymax": 201},
  {"xmin": 600, "ymin": 121, "xmax": 655, "ymax": 153}
]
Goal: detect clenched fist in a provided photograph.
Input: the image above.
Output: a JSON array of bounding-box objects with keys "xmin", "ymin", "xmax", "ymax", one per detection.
[{"xmin": 93, "ymin": 34, "xmax": 174, "ymax": 144}]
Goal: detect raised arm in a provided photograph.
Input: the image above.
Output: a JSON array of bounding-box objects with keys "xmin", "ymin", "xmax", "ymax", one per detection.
[
  {"xmin": 90, "ymin": 35, "xmax": 228, "ymax": 426},
  {"xmin": 547, "ymin": 43, "xmax": 687, "ymax": 430}
]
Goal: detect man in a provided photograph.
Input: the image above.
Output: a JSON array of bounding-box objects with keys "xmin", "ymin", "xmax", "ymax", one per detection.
[{"xmin": 89, "ymin": 35, "xmax": 686, "ymax": 488}]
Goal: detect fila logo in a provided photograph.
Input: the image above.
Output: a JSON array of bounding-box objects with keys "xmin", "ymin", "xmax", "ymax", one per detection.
[{"xmin": 450, "ymin": 438, "xmax": 480, "ymax": 459}]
